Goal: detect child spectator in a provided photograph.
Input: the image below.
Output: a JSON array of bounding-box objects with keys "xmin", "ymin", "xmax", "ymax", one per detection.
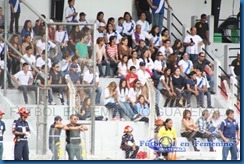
[
  {"xmin": 120, "ymin": 125, "xmax": 139, "ymax": 159},
  {"xmin": 104, "ymin": 82, "xmax": 124, "ymax": 121},
  {"xmin": 126, "ymin": 66, "xmax": 138, "ymax": 88},
  {"xmin": 157, "ymin": 67, "xmax": 176, "ymax": 107},
  {"xmin": 185, "ymin": 71, "xmax": 200, "ymax": 107},
  {"xmin": 78, "ymin": 97, "xmax": 107, "ymax": 121},
  {"xmin": 195, "ymin": 68, "xmax": 212, "ymax": 108}
]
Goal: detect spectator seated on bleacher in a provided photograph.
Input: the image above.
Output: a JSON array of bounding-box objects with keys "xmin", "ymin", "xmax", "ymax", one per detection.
[
  {"xmin": 20, "ymin": 20, "xmax": 34, "ymax": 43},
  {"xmin": 117, "ymin": 55, "xmax": 128, "ymax": 79},
  {"xmin": 158, "ymin": 39, "xmax": 173, "ymax": 58},
  {"xmin": 208, "ymin": 110, "xmax": 221, "ymax": 139},
  {"xmin": 161, "ymin": 28, "xmax": 171, "ymax": 42},
  {"xmin": 152, "ymin": 51, "xmax": 166, "ymax": 81},
  {"xmin": 55, "ymin": 25, "xmax": 69, "ymax": 61},
  {"xmin": 132, "ymin": 24, "xmax": 152, "ymax": 48},
  {"xmin": 181, "ymin": 109, "xmax": 200, "ymax": 151},
  {"xmin": 36, "ymin": 50, "xmax": 52, "ymax": 71},
  {"xmin": 138, "ymin": 49, "xmax": 154, "ymax": 73},
  {"xmin": 20, "ymin": 46, "xmax": 36, "ymax": 72},
  {"xmin": 9, "ymin": 34, "xmax": 21, "ymax": 75},
  {"xmin": 21, "ymin": 34, "xmax": 34, "ymax": 55},
  {"xmin": 172, "ymin": 39, "xmax": 184, "ymax": 62},
  {"xmin": 149, "ymin": 25, "xmax": 162, "ymax": 61},
  {"xmin": 127, "ymin": 50, "xmax": 140, "ymax": 71},
  {"xmin": 106, "ymin": 36, "xmax": 119, "ymax": 77},
  {"xmin": 126, "ymin": 66, "xmax": 138, "ymax": 89},
  {"xmin": 106, "ymin": 23, "xmax": 122, "ymax": 45},
  {"xmin": 178, "ymin": 52, "xmax": 193, "ymax": 78},
  {"xmin": 136, "ymin": 95, "xmax": 149, "ymax": 123},
  {"xmin": 118, "ymin": 36, "xmax": 131, "ymax": 61}
]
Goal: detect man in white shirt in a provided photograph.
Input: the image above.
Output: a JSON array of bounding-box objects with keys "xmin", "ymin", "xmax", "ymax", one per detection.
[
  {"xmin": 36, "ymin": 33, "xmax": 58, "ymax": 63},
  {"xmin": 20, "ymin": 46, "xmax": 36, "ymax": 71},
  {"xmin": 36, "ymin": 50, "xmax": 52, "ymax": 71},
  {"xmin": 158, "ymin": 39, "xmax": 173, "ymax": 57},
  {"xmin": 136, "ymin": 12, "xmax": 150, "ymax": 33},
  {"xmin": 83, "ymin": 63, "xmax": 101, "ymax": 105},
  {"xmin": 11, "ymin": 63, "xmax": 37, "ymax": 104},
  {"xmin": 132, "ymin": 24, "xmax": 152, "ymax": 47},
  {"xmin": 183, "ymin": 27, "xmax": 204, "ymax": 62},
  {"xmin": 178, "ymin": 52, "xmax": 193, "ymax": 77}
]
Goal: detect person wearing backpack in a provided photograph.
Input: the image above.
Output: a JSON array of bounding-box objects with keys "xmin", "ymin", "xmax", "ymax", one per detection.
[{"xmin": 218, "ymin": 109, "xmax": 240, "ymax": 160}]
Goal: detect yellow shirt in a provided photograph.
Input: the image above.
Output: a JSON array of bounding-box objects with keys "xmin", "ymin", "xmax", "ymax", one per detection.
[{"xmin": 157, "ymin": 126, "xmax": 176, "ymax": 146}]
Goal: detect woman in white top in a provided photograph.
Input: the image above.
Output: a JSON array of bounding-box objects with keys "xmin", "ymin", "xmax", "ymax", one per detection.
[
  {"xmin": 209, "ymin": 110, "xmax": 221, "ymax": 138},
  {"xmin": 123, "ymin": 12, "xmax": 136, "ymax": 48},
  {"xmin": 117, "ymin": 79, "xmax": 137, "ymax": 120},
  {"xmin": 139, "ymin": 49, "xmax": 154, "ymax": 72},
  {"xmin": 149, "ymin": 25, "xmax": 162, "ymax": 61},
  {"xmin": 127, "ymin": 50, "xmax": 140, "ymax": 71},
  {"xmin": 96, "ymin": 37, "xmax": 110, "ymax": 77},
  {"xmin": 128, "ymin": 79, "xmax": 142, "ymax": 113},
  {"xmin": 95, "ymin": 11, "xmax": 106, "ymax": 28},
  {"xmin": 106, "ymin": 23, "xmax": 122, "ymax": 45},
  {"xmin": 117, "ymin": 55, "xmax": 128, "ymax": 79},
  {"xmin": 104, "ymin": 81, "xmax": 124, "ymax": 121},
  {"xmin": 178, "ymin": 52, "xmax": 193, "ymax": 77},
  {"xmin": 55, "ymin": 25, "xmax": 69, "ymax": 60}
]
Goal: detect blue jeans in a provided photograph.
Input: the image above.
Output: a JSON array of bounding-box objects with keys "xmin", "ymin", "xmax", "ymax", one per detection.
[
  {"xmin": 86, "ymin": 87, "xmax": 102, "ymax": 104},
  {"xmin": 119, "ymin": 101, "xmax": 135, "ymax": 119},
  {"xmin": 189, "ymin": 54, "xmax": 198, "ymax": 63},
  {"xmin": 97, "ymin": 60, "xmax": 111, "ymax": 77},
  {"xmin": 198, "ymin": 90, "xmax": 212, "ymax": 107},
  {"xmin": 0, "ymin": 142, "xmax": 3, "ymax": 160},
  {"xmin": 206, "ymin": 74, "xmax": 214, "ymax": 92},
  {"xmin": 222, "ymin": 138, "xmax": 237, "ymax": 160},
  {"xmin": 153, "ymin": 13, "xmax": 164, "ymax": 32},
  {"xmin": 208, "ymin": 126, "xmax": 220, "ymax": 138}
]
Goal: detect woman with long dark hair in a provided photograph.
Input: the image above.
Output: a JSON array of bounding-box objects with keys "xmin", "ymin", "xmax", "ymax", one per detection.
[
  {"xmin": 123, "ymin": 12, "xmax": 136, "ymax": 48},
  {"xmin": 21, "ymin": 20, "xmax": 34, "ymax": 42},
  {"xmin": 106, "ymin": 36, "xmax": 119, "ymax": 77}
]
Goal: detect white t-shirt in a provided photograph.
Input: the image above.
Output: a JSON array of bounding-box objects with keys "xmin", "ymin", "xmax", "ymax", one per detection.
[
  {"xmin": 77, "ymin": 20, "xmax": 90, "ymax": 30},
  {"xmin": 184, "ymin": 34, "xmax": 203, "ymax": 54},
  {"xmin": 123, "ymin": 20, "xmax": 136, "ymax": 35},
  {"xmin": 136, "ymin": 69, "xmax": 151, "ymax": 86},
  {"xmin": 158, "ymin": 46, "xmax": 173, "ymax": 57},
  {"xmin": 60, "ymin": 59, "xmax": 70, "ymax": 72},
  {"xmin": 36, "ymin": 39, "xmax": 56, "ymax": 54},
  {"xmin": 196, "ymin": 76, "xmax": 206, "ymax": 88},
  {"xmin": 154, "ymin": 60, "xmax": 167, "ymax": 71},
  {"xmin": 83, "ymin": 70, "xmax": 99, "ymax": 84},
  {"xmin": 106, "ymin": 32, "xmax": 122, "ymax": 44},
  {"xmin": 14, "ymin": 70, "xmax": 33, "ymax": 85},
  {"xmin": 127, "ymin": 58, "xmax": 140, "ymax": 71},
  {"xmin": 65, "ymin": 6, "xmax": 76, "ymax": 22},
  {"xmin": 104, "ymin": 88, "xmax": 115, "ymax": 105},
  {"xmin": 150, "ymin": 34, "xmax": 161, "ymax": 47},
  {"xmin": 117, "ymin": 87, "xmax": 129, "ymax": 102},
  {"xmin": 20, "ymin": 54, "xmax": 36, "ymax": 70},
  {"xmin": 118, "ymin": 62, "xmax": 128, "ymax": 77},
  {"xmin": 36, "ymin": 57, "xmax": 52, "ymax": 69},
  {"xmin": 157, "ymin": 75, "xmax": 172, "ymax": 90},
  {"xmin": 128, "ymin": 87, "xmax": 142, "ymax": 103},
  {"xmin": 136, "ymin": 20, "xmax": 150, "ymax": 32},
  {"xmin": 178, "ymin": 59, "xmax": 193, "ymax": 74},
  {"xmin": 138, "ymin": 58, "xmax": 154, "ymax": 71},
  {"xmin": 55, "ymin": 30, "xmax": 69, "ymax": 44}
]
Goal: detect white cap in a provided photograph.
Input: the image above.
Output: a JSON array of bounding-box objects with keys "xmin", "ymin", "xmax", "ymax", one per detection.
[{"xmin": 98, "ymin": 22, "xmax": 106, "ymax": 27}]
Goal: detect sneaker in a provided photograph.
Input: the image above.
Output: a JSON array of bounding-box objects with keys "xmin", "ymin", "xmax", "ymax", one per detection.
[
  {"xmin": 210, "ymin": 91, "xmax": 216, "ymax": 95},
  {"xmin": 133, "ymin": 114, "xmax": 141, "ymax": 121},
  {"xmin": 120, "ymin": 118, "xmax": 125, "ymax": 121},
  {"xmin": 49, "ymin": 101, "xmax": 57, "ymax": 105},
  {"xmin": 112, "ymin": 117, "xmax": 118, "ymax": 121},
  {"xmin": 8, "ymin": 85, "xmax": 15, "ymax": 89}
]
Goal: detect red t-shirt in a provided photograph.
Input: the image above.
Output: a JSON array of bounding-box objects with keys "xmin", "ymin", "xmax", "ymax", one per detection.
[{"xmin": 126, "ymin": 73, "xmax": 138, "ymax": 88}]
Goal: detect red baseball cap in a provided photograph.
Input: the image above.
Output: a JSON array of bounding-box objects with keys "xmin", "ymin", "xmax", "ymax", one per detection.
[{"xmin": 0, "ymin": 110, "xmax": 5, "ymax": 115}]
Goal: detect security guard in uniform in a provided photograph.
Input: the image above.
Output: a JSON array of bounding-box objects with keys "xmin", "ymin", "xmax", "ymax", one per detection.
[
  {"xmin": 65, "ymin": 114, "xmax": 88, "ymax": 160},
  {"xmin": 12, "ymin": 107, "xmax": 31, "ymax": 160}
]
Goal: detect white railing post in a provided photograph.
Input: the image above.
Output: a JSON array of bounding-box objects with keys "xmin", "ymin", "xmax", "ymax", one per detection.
[
  {"xmin": 167, "ymin": 8, "xmax": 173, "ymax": 40},
  {"xmin": 224, "ymin": 45, "xmax": 230, "ymax": 74},
  {"xmin": 230, "ymin": 76, "xmax": 238, "ymax": 108},
  {"xmin": 191, "ymin": 16, "xmax": 198, "ymax": 27},
  {"xmin": 214, "ymin": 59, "xmax": 221, "ymax": 97},
  {"xmin": 182, "ymin": 26, "xmax": 187, "ymax": 43},
  {"xmin": 208, "ymin": 15, "xmax": 214, "ymax": 46}
]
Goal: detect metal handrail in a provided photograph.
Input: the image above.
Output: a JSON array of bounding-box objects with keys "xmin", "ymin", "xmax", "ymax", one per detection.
[
  {"xmin": 171, "ymin": 33, "xmax": 177, "ymax": 40},
  {"xmin": 202, "ymin": 48, "xmax": 214, "ymax": 61},
  {"xmin": 218, "ymin": 66, "xmax": 230, "ymax": 79},
  {"xmin": 218, "ymin": 85, "xmax": 228, "ymax": 97},
  {"xmin": 172, "ymin": 13, "xmax": 183, "ymax": 26},
  {"xmin": 171, "ymin": 23, "xmax": 182, "ymax": 35},
  {"xmin": 229, "ymin": 48, "xmax": 240, "ymax": 50}
]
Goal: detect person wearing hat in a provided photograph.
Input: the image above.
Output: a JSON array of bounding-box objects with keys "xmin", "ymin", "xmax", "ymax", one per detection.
[
  {"xmin": 95, "ymin": 22, "xmax": 107, "ymax": 41},
  {"xmin": 195, "ymin": 14, "xmax": 210, "ymax": 46},
  {"xmin": 83, "ymin": 61, "xmax": 101, "ymax": 105},
  {"xmin": 120, "ymin": 125, "xmax": 139, "ymax": 159},
  {"xmin": 78, "ymin": 12, "xmax": 90, "ymax": 30},
  {"xmin": 0, "ymin": 110, "xmax": 5, "ymax": 160},
  {"xmin": 12, "ymin": 107, "xmax": 31, "ymax": 160},
  {"xmin": 20, "ymin": 46, "xmax": 36, "ymax": 71}
]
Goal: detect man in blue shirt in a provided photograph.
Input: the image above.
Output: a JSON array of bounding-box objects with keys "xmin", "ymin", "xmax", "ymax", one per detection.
[
  {"xmin": 0, "ymin": 110, "xmax": 5, "ymax": 160},
  {"xmin": 9, "ymin": 0, "xmax": 21, "ymax": 34},
  {"xmin": 147, "ymin": 0, "xmax": 172, "ymax": 32},
  {"xmin": 218, "ymin": 109, "xmax": 240, "ymax": 160}
]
